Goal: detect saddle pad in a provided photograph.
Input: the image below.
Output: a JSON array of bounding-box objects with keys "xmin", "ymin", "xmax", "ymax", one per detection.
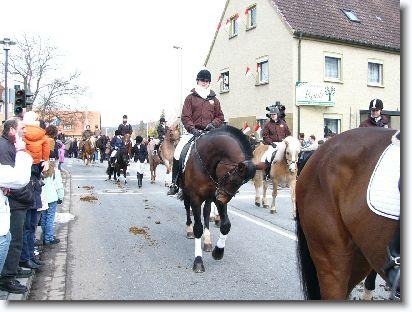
[
  {"xmin": 180, "ymin": 142, "xmax": 194, "ymax": 173},
  {"xmin": 367, "ymin": 143, "xmax": 400, "ymax": 220}
]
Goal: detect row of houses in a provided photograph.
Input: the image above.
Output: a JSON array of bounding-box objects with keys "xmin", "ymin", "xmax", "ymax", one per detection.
[{"xmin": 205, "ymin": 0, "xmax": 400, "ymax": 139}]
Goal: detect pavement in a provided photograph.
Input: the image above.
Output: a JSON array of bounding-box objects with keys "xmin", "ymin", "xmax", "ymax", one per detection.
[{"xmin": 0, "ymin": 168, "xmax": 72, "ymax": 301}]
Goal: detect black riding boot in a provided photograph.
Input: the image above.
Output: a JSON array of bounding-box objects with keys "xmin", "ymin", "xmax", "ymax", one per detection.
[
  {"xmin": 167, "ymin": 158, "xmax": 180, "ymax": 196},
  {"xmin": 264, "ymin": 160, "xmax": 271, "ymax": 181},
  {"xmin": 383, "ymin": 225, "xmax": 400, "ymax": 298},
  {"xmin": 137, "ymin": 173, "xmax": 142, "ymax": 188}
]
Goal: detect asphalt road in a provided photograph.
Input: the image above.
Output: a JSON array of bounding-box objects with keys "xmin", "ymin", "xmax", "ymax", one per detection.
[{"xmin": 60, "ymin": 157, "xmax": 389, "ymax": 300}]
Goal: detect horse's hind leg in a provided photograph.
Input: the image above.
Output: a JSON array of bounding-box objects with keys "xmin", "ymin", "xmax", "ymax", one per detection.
[
  {"xmin": 203, "ymin": 200, "xmax": 212, "ymax": 252},
  {"xmin": 254, "ymin": 171, "xmax": 263, "ymax": 207},
  {"xmin": 262, "ymin": 181, "xmax": 269, "ymax": 208},
  {"xmin": 212, "ymin": 201, "xmax": 231, "ymax": 261},
  {"xmin": 184, "ymin": 193, "xmax": 194, "ymax": 239},
  {"xmin": 362, "ymin": 270, "xmax": 377, "ymax": 300},
  {"xmin": 191, "ymin": 197, "xmax": 205, "ymax": 273},
  {"xmin": 290, "ymin": 176, "xmax": 297, "ymax": 219}
]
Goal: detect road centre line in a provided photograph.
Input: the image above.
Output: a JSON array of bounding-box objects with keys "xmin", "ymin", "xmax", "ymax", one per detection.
[{"xmin": 228, "ymin": 208, "xmax": 297, "ymax": 241}]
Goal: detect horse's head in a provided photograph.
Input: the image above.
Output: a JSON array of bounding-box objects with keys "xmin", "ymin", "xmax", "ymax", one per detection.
[
  {"xmin": 214, "ymin": 159, "xmax": 256, "ymax": 205},
  {"xmin": 118, "ymin": 147, "xmax": 130, "ymax": 166},
  {"xmin": 283, "ymin": 136, "xmax": 301, "ymax": 173},
  {"xmin": 166, "ymin": 125, "xmax": 180, "ymax": 143}
]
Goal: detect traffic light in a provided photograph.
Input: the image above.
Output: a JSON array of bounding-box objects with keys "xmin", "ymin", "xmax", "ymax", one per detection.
[{"xmin": 15, "ymin": 89, "xmax": 26, "ymax": 108}]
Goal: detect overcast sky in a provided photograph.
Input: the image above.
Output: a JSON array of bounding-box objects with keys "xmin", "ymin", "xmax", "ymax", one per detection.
[
  {"xmin": 1, "ymin": 0, "xmax": 226, "ymax": 126},
  {"xmin": 1, "ymin": 0, "xmax": 410, "ymax": 129}
]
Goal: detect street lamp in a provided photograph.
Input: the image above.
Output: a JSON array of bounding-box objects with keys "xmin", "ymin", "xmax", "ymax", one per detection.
[{"xmin": 1, "ymin": 38, "xmax": 16, "ymax": 121}]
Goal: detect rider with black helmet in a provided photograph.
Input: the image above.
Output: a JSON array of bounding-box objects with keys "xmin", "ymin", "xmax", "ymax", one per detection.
[
  {"xmin": 359, "ymin": 99, "xmax": 389, "ymax": 128},
  {"xmin": 167, "ymin": 69, "xmax": 225, "ymax": 195},
  {"xmin": 154, "ymin": 117, "xmax": 168, "ymax": 155},
  {"xmin": 117, "ymin": 115, "xmax": 133, "ymax": 136}
]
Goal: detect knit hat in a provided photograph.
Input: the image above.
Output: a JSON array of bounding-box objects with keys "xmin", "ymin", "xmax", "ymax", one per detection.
[
  {"xmin": 23, "ymin": 111, "xmax": 39, "ymax": 126},
  {"xmin": 196, "ymin": 69, "xmax": 211, "ymax": 82}
]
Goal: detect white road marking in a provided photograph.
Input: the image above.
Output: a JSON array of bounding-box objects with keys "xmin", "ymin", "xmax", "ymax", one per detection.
[
  {"xmin": 72, "ymin": 191, "xmax": 165, "ymax": 196},
  {"xmin": 234, "ymin": 194, "xmax": 290, "ymax": 199},
  {"xmin": 228, "ymin": 208, "xmax": 297, "ymax": 241}
]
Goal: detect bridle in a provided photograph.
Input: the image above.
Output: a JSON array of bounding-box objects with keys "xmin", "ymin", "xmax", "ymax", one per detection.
[{"xmin": 193, "ymin": 138, "xmax": 247, "ymax": 197}]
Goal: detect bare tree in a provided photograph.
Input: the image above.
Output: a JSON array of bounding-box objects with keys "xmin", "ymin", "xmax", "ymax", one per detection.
[{"xmin": 2, "ymin": 34, "xmax": 86, "ymax": 125}]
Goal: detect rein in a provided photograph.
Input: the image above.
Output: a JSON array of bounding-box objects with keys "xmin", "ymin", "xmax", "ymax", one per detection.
[{"xmin": 193, "ymin": 138, "xmax": 245, "ymax": 197}]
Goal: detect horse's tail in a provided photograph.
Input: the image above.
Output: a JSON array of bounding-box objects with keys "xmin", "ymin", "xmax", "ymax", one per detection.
[{"xmin": 296, "ymin": 209, "xmax": 321, "ymax": 300}]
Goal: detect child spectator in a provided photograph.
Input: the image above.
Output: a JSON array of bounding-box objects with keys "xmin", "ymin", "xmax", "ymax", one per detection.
[
  {"xmin": 41, "ymin": 161, "xmax": 64, "ymax": 246},
  {"xmin": 57, "ymin": 140, "xmax": 65, "ymax": 170}
]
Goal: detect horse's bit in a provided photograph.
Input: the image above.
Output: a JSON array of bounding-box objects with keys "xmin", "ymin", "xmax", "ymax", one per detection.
[{"xmin": 193, "ymin": 139, "xmax": 247, "ymax": 197}]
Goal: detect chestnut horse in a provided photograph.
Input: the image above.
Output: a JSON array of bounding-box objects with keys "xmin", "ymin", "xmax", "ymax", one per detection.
[
  {"xmin": 147, "ymin": 123, "xmax": 180, "ymax": 185},
  {"xmin": 295, "ymin": 128, "xmax": 399, "ymax": 299},
  {"xmin": 82, "ymin": 137, "xmax": 96, "ymax": 166},
  {"xmin": 253, "ymin": 136, "xmax": 301, "ymax": 218},
  {"xmin": 177, "ymin": 126, "xmax": 256, "ymax": 273}
]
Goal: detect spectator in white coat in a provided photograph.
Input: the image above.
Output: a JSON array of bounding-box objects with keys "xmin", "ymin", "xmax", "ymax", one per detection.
[{"xmin": 0, "ymin": 130, "xmax": 32, "ymax": 276}]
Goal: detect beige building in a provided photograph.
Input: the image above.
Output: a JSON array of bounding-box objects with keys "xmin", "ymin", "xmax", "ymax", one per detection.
[{"xmin": 205, "ymin": 0, "xmax": 400, "ymax": 140}]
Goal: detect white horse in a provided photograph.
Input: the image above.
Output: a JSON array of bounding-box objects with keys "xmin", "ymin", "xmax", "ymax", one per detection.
[{"xmin": 253, "ymin": 136, "xmax": 301, "ymax": 218}]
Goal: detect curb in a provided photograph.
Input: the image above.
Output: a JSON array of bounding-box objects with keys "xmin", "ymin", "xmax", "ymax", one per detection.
[{"xmin": 0, "ymin": 169, "xmax": 71, "ymax": 301}]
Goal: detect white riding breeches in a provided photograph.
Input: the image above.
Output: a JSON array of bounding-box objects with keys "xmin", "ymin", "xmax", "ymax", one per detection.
[
  {"xmin": 174, "ymin": 133, "xmax": 194, "ymax": 160},
  {"xmin": 136, "ymin": 161, "xmax": 145, "ymax": 174},
  {"xmin": 261, "ymin": 144, "xmax": 278, "ymax": 163}
]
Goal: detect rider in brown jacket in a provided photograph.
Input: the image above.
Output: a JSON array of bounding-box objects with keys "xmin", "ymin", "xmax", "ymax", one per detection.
[
  {"xmin": 256, "ymin": 106, "xmax": 291, "ymax": 180},
  {"xmin": 167, "ymin": 69, "xmax": 225, "ymax": 195},
  {"xmin": 359, "ymin": 99, "xmax": 390, "ymax": 128}
]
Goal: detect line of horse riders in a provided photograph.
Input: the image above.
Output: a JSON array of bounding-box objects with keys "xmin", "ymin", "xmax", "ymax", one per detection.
[{"xmin": 84, "ymin": 69, "xmax": 400, "ymax": 300}]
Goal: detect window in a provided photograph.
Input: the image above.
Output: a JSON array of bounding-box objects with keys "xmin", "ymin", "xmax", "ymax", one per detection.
[
  {"xmin": 324, "ymin": 118, "xmax": 341, "ymax": 137},
  {"xmin": 229, "ymin": 15, "xmax": 239, "ymax": 38},
  {"xmin": 257, "ymin": 60, "xmax": 269, "ymax": 84},
  {"xmin": 246, "ymin": 5, "xmax": 257, "ymax": 29},
  {"xmin": 220, "ymin": 71, "xmax": 230, "ymax": 92},
  {"xmin": 63, "ymin": 125, "xmax": 72, "ymax": 131},
  {"xmin": 342, "ymin": 9, "xmax": 360, "ymax": 22},
  {"xmin": 325, "ymin": 55, "xmax": 342, "ymax": 81},
  {"xmin": 368, "ymin": 61, "xmax": 383, "ymax": 86}
]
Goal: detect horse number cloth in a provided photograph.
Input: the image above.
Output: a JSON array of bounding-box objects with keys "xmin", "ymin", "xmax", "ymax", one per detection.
[{"xmin": 367, "ymin": 143, "xmax": 400, "ymax": 220}]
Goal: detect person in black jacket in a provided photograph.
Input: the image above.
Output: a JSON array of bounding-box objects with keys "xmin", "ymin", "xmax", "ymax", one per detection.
[
  {"xmin": 132, "ymin": 136, "xmax": 148, "ymax": 188},
  {"xmin": 0, "ymin": 118, "xmax": 35, "ymax": 294}
]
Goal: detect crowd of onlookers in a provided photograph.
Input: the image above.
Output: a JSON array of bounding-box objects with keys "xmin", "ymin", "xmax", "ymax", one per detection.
[{"xmin": 0, "ymin": 112, "xmax": 65, "ymax": 295}]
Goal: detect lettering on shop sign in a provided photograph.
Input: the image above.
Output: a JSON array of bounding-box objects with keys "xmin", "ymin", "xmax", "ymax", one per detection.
[{"xmin": 296, "ymin": 82, "xmax": 336, "ymax": 107}]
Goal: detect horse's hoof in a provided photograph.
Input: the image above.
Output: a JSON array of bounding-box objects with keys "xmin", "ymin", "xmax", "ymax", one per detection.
[
  {"xmin": 203, "ymin": 243, "xmax": 213, "ymax": 252},
  {"xmin": 214, "ymin": 220, "xmax": 221, "ymax": 228},
  {"xmin": 292, "ymin": 216, "xmax": 297, "ymax": 221},
  {"xmin": 270, "ymin": 209, "xmax": 277, "ymax": 214},
  {"xmin": 263, "ymin": 204, "xmax": 269, "ymax": 209},
  {"xmin": 212, "ymin": 246, "xmax": 224, "ymax": 260},
  {"xmin": 210, "ymin": 216, "xmax": 215, "ymax": 222},
  {"xmin": 186, "ymin": 232, "xmax": 195, "ymax": 239},
  {"xmin": 150, "ymin": 181, "xmax": 155, "ymax": 184},
  {"xmin": 192, "ymin": 257, "xmax": 205, "ymax": 273},
  {"xmin": 255, "ymin": 202, "xmax": 261, "ymax": 207}
]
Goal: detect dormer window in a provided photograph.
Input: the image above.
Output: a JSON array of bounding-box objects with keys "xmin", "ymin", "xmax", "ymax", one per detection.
[{"xmin": 342, "ymin": 9, "xmax": 360, "ymax": 22}]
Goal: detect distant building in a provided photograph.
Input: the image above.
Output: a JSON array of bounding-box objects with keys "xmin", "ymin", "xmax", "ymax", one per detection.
[{"xmin": 205, "ymin": 0, "xmax": 400, "ymax": 139}]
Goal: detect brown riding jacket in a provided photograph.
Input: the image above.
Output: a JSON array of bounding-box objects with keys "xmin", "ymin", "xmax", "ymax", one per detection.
[
  {"xmin": 359, "ymin": 115, "xmax": 390, "ymax": 128},
  {"xmin": 181, "ymin": 89, "xmax": 225, "ymax": 133},
  {"xmin": 262, "ymin": 119, "xmax": 291, "ymax": 144}
]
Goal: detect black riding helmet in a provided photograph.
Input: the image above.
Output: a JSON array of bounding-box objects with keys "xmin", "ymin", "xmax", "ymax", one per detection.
[
  {"xmin": 160, "ymin": 117, "xmax": 166, "ymax": 123},
  {"xmin": 196, "ymin": 69, "xmax": 211, "ymax": 82},
  {"xmin": 369, "ymin": 99, "xmax": 383, "ymax": 111},
  {"xmin": 135, "ymin": 135, "xmax": 143, "ymax": 144}
]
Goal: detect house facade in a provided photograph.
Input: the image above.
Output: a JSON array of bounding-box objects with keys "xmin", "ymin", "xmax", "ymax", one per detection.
[{"xmin": 205, "ymin": 0, "xmax": 400, "ymax": 140}]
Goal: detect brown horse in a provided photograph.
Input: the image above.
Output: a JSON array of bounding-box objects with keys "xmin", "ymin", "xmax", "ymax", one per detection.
[
  {"xmin": 147, "ymin": 123, "xmax": 180, "ymax": 185},
  {"xmin": 177, "ymin": 125, "xmax": 256, "ymax": 273},
  {"xmin": 253, "ymin": 136, "xmax": 301, "ymax": 218},
  {"xmin": 295, "ymin": 128, "xmax": 399, "ymax": 300},
  {"xmin": 123, "ymin": 134, "xmax": 133, "ymax": 158},
  {"xmin": 81, "ymin": 137, "xmax": 96, "ymax": 166}
]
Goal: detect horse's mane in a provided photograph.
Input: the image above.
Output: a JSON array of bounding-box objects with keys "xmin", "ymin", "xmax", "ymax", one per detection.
[{"xmin": 209, "ymin": 125, "xmax": 253, "ymax": 159}]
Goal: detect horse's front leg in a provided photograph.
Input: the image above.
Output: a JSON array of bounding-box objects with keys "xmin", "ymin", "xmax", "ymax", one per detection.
[
  {"xmin": 270, "ymin": 178, "xmax": 279, "ymax": 214},
  {"xmin": 254, "ymin": 171, "xmax": 263, "ymax": 207},
  {"xmin": 124, "ymin": 165, "xmax": 128, "ymax": 185},
  {"xmin": 212, "ymin": 201, "xmax": 231, "ymax": 261},
  {"xmin": 262, "ymin": 179, "xmax": 269, "ymax": 208},
  {"xmin": 191, "ymin": 198, "xmax": 205, "ymax": 273},
  {"xmin": 184, "ymin": 192, "xmax": 194, "ymax": 239},
  {"xmin": 203, "ymin": 200, "xmax": 212, "ymax": 252}
]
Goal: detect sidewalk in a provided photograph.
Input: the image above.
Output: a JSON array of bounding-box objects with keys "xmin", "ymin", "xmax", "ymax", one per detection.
[{"xmin": 0, "ymin": 169, "xmax": 72, "ymax": 301}]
